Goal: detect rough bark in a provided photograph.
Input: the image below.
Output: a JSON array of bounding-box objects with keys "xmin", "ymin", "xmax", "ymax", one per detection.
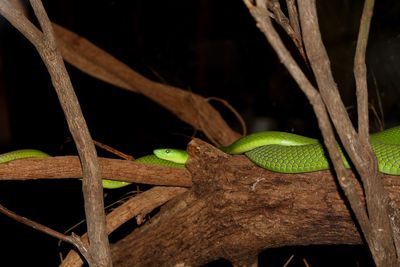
[
  {"xmin": 110, "ymin": 138, "xmax": 400, "ymax": 266},
  {"xmin": 0, "ymin": 156, "xmax": 191, "ymax": 187}
]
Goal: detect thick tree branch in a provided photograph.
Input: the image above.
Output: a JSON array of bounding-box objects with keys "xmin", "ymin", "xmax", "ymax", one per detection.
[{"xmin": 109, "ymin": 139, "xmax": 400, "ymax": 266}]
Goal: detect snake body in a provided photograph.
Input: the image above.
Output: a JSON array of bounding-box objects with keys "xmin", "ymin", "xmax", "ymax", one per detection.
[
  {"xmin": 1, "ymin": 126, "xmax": 400, "ymax": 189},
  {"xmin": 224, "ymin": 126, "xmax": 400, "ymax": 175},
  {"xmin": 0, "ymin": 149, "xmax": 50, "ymax": 163},
  {"xmin": 103, "ymin": 153, "xmax": 185, "ymax": 189}
]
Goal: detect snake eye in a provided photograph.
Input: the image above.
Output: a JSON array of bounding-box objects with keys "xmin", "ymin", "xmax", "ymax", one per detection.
[{"xmin": 165, "ymin": 149, "xmax": 171, "ymax": 154}]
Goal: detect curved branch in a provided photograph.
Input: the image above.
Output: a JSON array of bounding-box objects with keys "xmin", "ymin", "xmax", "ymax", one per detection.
[
  {"xmin": 51, "ymin": 23, "xmax": 240, "ymax": 146},
  {"xmin": 0, "ymin": 203, "xmax": 94, "ymax": 265}
]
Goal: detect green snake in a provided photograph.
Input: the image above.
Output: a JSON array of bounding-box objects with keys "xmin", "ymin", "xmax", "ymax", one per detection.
[{"xmin": 1, "ymin": 126, "xmax": 399, "ymax": 189}]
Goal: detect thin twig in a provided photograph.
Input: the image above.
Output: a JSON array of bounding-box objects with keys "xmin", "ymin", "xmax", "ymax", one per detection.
[
  {"xmin": 206, "ymin": 97, "xmax": 247, "ymax": 136},
  {"xmin": 0, "ymin": 203, "xmax": 94, "ymax": 265},
  {"xmin": 371, "ymin": 70, "xmax": 385, "ymax": 129},
  {"xmin": 368, "ymin": 103, "xmax": 383, "ymax": 130},
  {"xmin": 267, "ymin": 0, "xmax": 307, "ymax": 62},
  {"xmin": 51, "ymin": 23, "xmax": 240, "ymax": 147},
  {"xmin": 354, "ymin": 0, "xmax": 374, "ymax": 140},
  {"xmin": 93, "ymin": 140, "xmax": 135, "ymax": 161},
  {"xmin": 286, "ymin": 0, "xmax": 301, "ymax": 39},
  {"xmin": 60, "ymin": 186, "xmax": 187, "ymax": 267}
]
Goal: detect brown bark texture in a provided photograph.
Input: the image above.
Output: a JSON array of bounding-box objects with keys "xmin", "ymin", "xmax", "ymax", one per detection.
[
  {"xmin": 109, "ymin": 138, "xmax": 400, "ymax": 266},
  {"xmin": 0, "ymin": 156, "xmax": 191, "ymax": 187}
]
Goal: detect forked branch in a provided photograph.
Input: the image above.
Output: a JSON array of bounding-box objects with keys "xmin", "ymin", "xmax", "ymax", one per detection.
[{"xmin": 243, "ymin": 0, "xmax": 398, "ymax": 265}]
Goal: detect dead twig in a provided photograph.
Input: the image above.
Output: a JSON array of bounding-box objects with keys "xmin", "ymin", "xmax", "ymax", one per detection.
[
  {"xmin": 267, "ymin": 0, "xmax": 307, "ymax": 62},
  {"xmin": 0, "ymin": 203, "xmax": 93, "ymax": 265},
  {"xmin": 93, "ymin": 140, "xmax": 135, "ymax": 161}
]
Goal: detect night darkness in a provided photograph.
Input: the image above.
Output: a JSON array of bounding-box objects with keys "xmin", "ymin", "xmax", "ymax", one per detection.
[{"xmin": 0, "ymin": 0, "xmax": 400, "ymax": 266}]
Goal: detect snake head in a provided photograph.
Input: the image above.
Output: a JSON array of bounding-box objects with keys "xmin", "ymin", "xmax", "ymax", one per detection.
[{"xmin": 153, "ymin": 148, "xmax": 188, "ymax": 164}]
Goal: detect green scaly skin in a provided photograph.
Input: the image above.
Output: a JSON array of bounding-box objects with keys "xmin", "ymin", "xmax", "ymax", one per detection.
[
  {"xmin": 0, "ymin": 149, "xmax": 50, "ymax": 163},
  {"xmin": 102, "ymin": 153, "xmax": 185, "ymax": 189},
  {"xmin": 226, "ymin": 126, "xmax": 400, "ymax": 175},
  {"xmin": 1, "ymin": 126, "xmax": 400, "ymax": 189}
]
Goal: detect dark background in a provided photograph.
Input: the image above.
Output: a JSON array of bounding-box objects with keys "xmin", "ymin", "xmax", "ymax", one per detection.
[{"xmin": 0, "ymin": 0, "xmax": 400, "ymax": 266}]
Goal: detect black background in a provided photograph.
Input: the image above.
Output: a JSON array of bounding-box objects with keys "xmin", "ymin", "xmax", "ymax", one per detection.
[{"xmin": 1, "ymin": 0, "xmax": 400, "ymax": 266}]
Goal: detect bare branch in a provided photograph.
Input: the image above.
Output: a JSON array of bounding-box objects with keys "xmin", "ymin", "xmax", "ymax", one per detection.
[
  {"xmin": 51, "ymin": 23, "xmax": 240, "ymax": 146},
  {"xmin": 0, "ymin": 1, "xmax": 111, "ymax": 265},
  {"xmin": 354, "ymin": 0, "xmax": 400, "ymax": 263},
  {"xmin": 0, "ymin": 156, "xmax": 192, "ymax": 187},
  {"xmin": 243, "ymin": 0, "xmax": 371, "ymax": 243},
  {"xmin": 267, "ymin": 0, "xmax": 307, "ymax": 61},
  {"xmin": 243, "ymin": 0, "xmax": 397, "ymax": 265},
  {"xmin": 0, "ymin": 203, "xmax": 94, "ymax": 265},
  {"xmin": 286, "ymin": 0, "xmax": 301, "ymax": 39},
  {"xmin": 354, "ymin": 0, "xmax": 374, "ymax": 140},
  {"xmin": 297, "ymin": 1, "xmax": 396, "ymax": 265},
  {"xmin": 60, "ymin": 186, "xmax": 187, "ymax": 267}
]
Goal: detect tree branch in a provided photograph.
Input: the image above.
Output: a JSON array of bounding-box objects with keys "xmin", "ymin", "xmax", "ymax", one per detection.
[
  {"xmin": 267, "ymin": 0, "xmax": 307, "ymax": 61},
  {"xmin": 0, "ymin": 1, "xmax": 111, "ymax": 265},
  {"xmin": 243, "ymin": 0, "xmax": 398, "ymax": 265},
  {"xmin": 60, "ymin": 186, "xmax": 187, "ymax": 267},
  {"xmin": 0, "ymin": 156, "xmax": 192, "ymax": 187},
  {"xmin": 243, "ymin": 0, "xmax": 371, "ymax": 244},
  {"xmin": 51, "ymin": 23, "xmax": 240, "ymax": 146},
  {"xmin": 108, "ymin": 138, "xmax": 400, "ymax": 266},
  {"xmin": 297, "ymin": 1, "xmax": 396, "ymax": 265},
  {"xmin": 353, "ymin": 0, "xmax": 400, "ymax": 262},
  {"xmin": 0, "ymin": 203, "xmax": 94, "ymax": 265},
  {"xmin": 354, "ymin": 0, "xmax": 374, "ymax": 140}
]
